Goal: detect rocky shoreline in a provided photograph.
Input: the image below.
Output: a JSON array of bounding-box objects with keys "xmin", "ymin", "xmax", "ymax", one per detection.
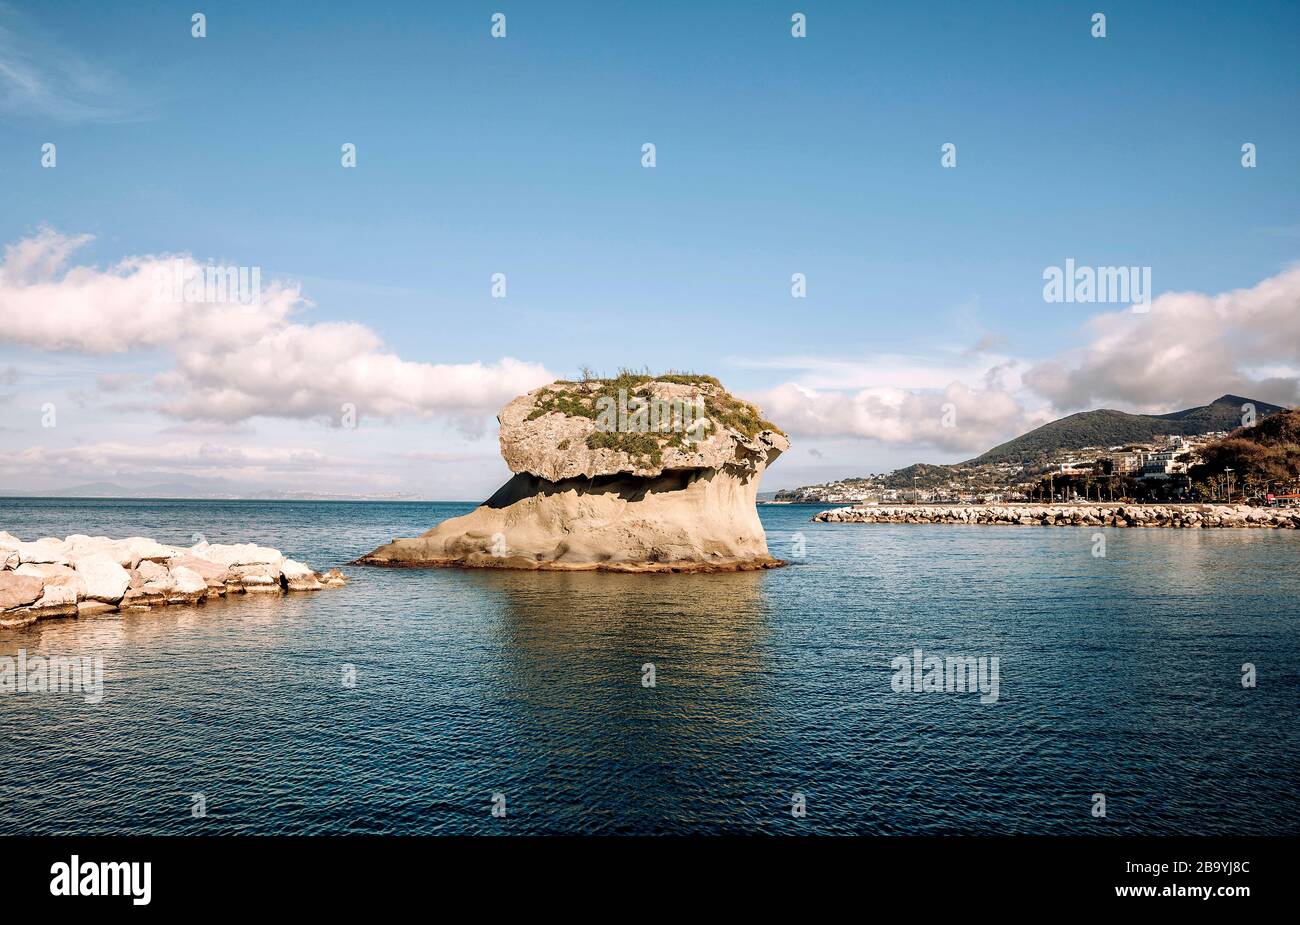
[
  {"xmin": 813, "ymin": 503, "xmax": 1300, "ymax": 529},
  {"xmin": 1, "ymin": 531, "xmax": 346, "ymax": 628}
]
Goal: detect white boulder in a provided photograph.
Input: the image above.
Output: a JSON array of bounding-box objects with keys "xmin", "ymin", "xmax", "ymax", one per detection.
[
  {"xmin": 0, "ymin": 532, "xmax": 19, "ymax": 570},
  {"xmin": 119, "ymin": 537, "xmax": 185, "ymax": 568},
  {"xmin": 281, "ymin": 559, "xmax": 323, "ymax": 591},
  {"xmin": 32, "ymin": 578, "xmax": 81, "ymax": 610},
  {"xmin": 166, "ymin": 555, "xmax": 230, "ymax": 589},
  {"xmin": 17, "ymin": 539, "xmax": 70, "ymax": 566},
  {"xmin": 198, "ymin": 543, "xmax": 285, "ymax": 570},
  {"xmin": 229, "ymin": 562, "xmax": 282, "ymax": 590},
  {"xmin": 134, "ymin": 560, "xmax": 174, "ymax": 591},
  {"xmin": 72, "ymin": 553, "xmax": 131, "ymax": 604},
  {"xmin": 0, "ymin": 572, "xmax": 44, "ymax": 611},
  {"xmin": 15, "ymin": 562, "xmax": 76, "ymax": 580},
  {"xmin": 168, "ymin": 566, "xmax": 208, "ymax": 600}
]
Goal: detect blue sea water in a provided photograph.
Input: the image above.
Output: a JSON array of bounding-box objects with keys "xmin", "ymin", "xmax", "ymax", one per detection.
[{"xmin": 0, "ymin": 498, "xmax": 1296, "ymax": 835}]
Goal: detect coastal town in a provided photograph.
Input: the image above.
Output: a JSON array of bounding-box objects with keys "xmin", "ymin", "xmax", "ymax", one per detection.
[{"xmin": 774, "ymin": 430, "xmax": 1291, "ymax": 506}]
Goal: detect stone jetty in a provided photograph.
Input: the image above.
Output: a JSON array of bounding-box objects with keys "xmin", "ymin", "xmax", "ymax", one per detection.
[
  {"xmin": 813, "ymin": 503, "xmax": 1300, "ymax": 529},
  {"xmin": 0, "ymin": 531, "xmax": 346, "ymax": 628}
]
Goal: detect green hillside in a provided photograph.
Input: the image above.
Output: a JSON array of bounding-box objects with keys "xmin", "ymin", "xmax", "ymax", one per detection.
[
  {"xmin": 966, "ymin": 395, "xmax": 1285, "ymax": 465},
  {"xmin": 1191, "ymin": 407, "xmax": 1300, "ymax": 486}
]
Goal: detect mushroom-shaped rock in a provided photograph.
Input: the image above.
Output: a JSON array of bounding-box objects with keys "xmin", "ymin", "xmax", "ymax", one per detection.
[{"xmin": 358, "ymin": 374, "xmax": 789, "ymax": 572}]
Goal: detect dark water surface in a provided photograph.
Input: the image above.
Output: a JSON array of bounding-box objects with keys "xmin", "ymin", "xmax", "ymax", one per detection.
[{"xmin": 1, "ymin": 498, "xmax": 1296, "ymax": 835}]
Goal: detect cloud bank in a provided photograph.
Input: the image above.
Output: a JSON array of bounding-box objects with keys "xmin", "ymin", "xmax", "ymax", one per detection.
[
  {"xmin": 3, "ymin": 229, "xmax": 1297, "ymax": 474},
  {"xmin": 744, "ymin": 266, "xmax": 1300, "ymax": 454},
  {"xmin": 0, "ymin": 229, "xmax": 554, "ymax": 425},
  {"xmin": 1024, "ymin": 266, "xmax": 1300, "ymax": 412},
  {"xmin": 749, "ymin": 381, "xmax": 1040, "ymax": 454}
]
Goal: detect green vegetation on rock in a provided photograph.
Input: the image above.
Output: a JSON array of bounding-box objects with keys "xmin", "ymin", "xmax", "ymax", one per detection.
[{"xmin": 524, "ymin": 370, "xmax": 783, "ymax": 466}]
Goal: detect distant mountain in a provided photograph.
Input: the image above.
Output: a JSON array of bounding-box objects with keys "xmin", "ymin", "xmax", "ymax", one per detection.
[
  {"xmin": 0, "ymin": 481, "xmax": 137, "ymax": 498},
  {"xmin": 0, "ymin": 480, "xmax": 424, "ymax": 501},
  {"xmin": 966, "ymin": 395, "xmax": 1286, "ymax": 465},
  {"xmin": 0, "ymin": 479, "xmax": 236, "ymax": 499}
]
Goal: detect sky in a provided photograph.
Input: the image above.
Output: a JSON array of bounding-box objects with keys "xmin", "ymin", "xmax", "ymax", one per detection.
[{"xmin": 0, "ymin": 0, "xmax": 1297, "ymax": 498}]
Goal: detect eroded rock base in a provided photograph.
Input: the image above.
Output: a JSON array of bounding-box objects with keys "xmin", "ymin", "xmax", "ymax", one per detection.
[{"xmin": 357, "ymin": 468, "xmax": 785, "ymax": 572}]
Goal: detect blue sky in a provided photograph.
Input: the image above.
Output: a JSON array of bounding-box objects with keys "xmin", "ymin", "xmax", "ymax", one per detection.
[{"xmin": 1, "ymin": 0, "xmax": 1297, "ymax": 498}]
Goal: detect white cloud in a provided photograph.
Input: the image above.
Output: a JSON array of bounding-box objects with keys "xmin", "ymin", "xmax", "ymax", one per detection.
[
  {"xmin": 1, "ymin": 229, "xmax": 94, "ymax": 283},
  {"xmin": 0, "ymin": 10, "xmax": 139, "ymax": 122},
  {"xmin": 728, "ymin": 350, "xmax": 1016, "ymax": 392},
  {"xmin": 6, "ymin": 229, "xmax": 1298, "ymax": 488},
  {"xmin": 0, "ymin": 434, "xmax": 510, "ymax": 499},
  {"xmin": 733, "ymin": 344, "xmax": 1043, "ymax": 453},
  {"xmin": 0, "ymin": 229, "xmax": 555, "ymax": 425},
  {"xmin": 742, "ymin": 266, "xmax": 1300, "ymax": 454},
  {"xmin": 748, "ymin": 381, "xmax": 1043, "ymax": 453},
  {"xmin": 0, "ymin": 439, "xmax": 330, "ymax": 483},
  {"xmin": 0, "ymin": 440, "xmax": 327, "ymax": 470},
  {"xmin": 1024, "ymin": 266, "xmax": 1300, "ymax": 411}
]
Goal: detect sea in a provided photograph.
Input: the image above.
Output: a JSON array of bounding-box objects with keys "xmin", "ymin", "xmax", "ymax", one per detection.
[{"xmin": 1, "ymin": 498, "xmax": 1296, "ymax": 835}]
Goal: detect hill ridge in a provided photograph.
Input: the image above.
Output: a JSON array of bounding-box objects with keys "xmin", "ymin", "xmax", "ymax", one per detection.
[{"xmin": 965, "ymin": 394, "xmax": 1286, "ymax": 465}]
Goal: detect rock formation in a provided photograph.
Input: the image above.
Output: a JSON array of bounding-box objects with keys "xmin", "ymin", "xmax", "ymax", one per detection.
[
  {"xmin": 0, "ymin": 531, "xmax": 346, "ymax": 628},
  {"xmin": 358, "ymin": 374, "xmax": 789, "ymax": 571},
  {"xmin": 813, "ymin": 503, "xmax": 1300, "ymax": 528}
]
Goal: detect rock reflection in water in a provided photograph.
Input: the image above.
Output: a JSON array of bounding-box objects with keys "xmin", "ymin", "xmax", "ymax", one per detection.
[{"xmin": 455, "ymin": 568, "xmax": 775, "ymax": 833}]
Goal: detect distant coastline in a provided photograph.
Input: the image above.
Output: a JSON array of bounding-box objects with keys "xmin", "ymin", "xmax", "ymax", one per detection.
[{"xmin": 0, "ymin": 495, "xmax": 452, "ymax": 504}]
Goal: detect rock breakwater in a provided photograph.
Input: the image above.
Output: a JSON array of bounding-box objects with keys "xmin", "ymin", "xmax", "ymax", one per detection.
[
  {"xmin": 813, "ymin": 503, "xmax": 1300, "ymax": 529},
  {"xmin": 1, "ymin": 531, "xmax": 346, "ymax": 628}
]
